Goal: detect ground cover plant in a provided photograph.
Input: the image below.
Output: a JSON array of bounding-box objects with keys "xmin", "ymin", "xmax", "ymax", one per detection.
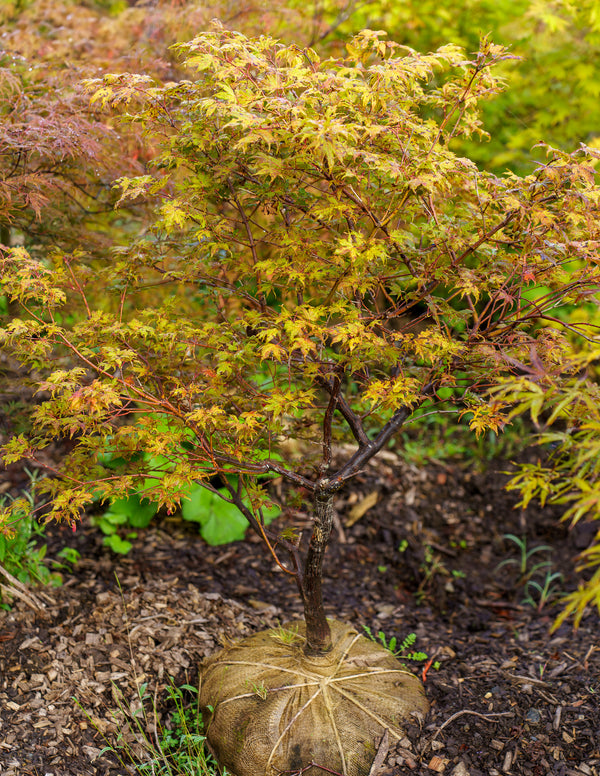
[
  {"xmin": 0, "ymin": 466, "xmax": 80, "ymax": 607},
  {"xmin": 2, "ymin": 22, "xmax": 600, "ymax": 775}
]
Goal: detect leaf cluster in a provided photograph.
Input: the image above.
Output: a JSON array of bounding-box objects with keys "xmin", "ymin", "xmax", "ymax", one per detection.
[
  {"xmin": 301, "ymin": 0, "xmax": 600, "ymax": 174},
  {"xmin": 496, "ymin": 362, "xmax": 600, "ymax": 626}
]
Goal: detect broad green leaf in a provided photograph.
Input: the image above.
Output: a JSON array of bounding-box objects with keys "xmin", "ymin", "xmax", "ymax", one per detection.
[
  {"xmin": 105, "ymin": 497, "xmax": 158, "ymax": 528},
  {"xmin": 182, "ymin": 485, "xmax": 249, "ymax": 545}
]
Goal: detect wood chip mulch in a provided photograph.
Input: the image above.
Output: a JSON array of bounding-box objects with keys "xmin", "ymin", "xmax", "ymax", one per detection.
[{"xmin": 1, "ymin": 452, "xmax": 599, "ymax": 776}]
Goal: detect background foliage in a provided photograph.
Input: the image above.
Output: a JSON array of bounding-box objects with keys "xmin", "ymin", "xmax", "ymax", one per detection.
[{"xmin": 306, "ymin": 0, "xmax": 600, "ymax": 173}]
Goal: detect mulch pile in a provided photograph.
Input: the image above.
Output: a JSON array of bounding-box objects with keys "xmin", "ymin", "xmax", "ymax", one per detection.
[{"xmin": 0, "ymin": 450, "xmax": 598, "ymax": 776}]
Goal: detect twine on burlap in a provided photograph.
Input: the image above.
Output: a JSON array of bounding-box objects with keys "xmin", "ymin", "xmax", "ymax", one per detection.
[{"xmin": 200, "ymin": 620, "xmax": 429, "ymax": 776}]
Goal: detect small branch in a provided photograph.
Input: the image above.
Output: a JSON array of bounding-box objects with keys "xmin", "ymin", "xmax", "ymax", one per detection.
[
  {"xmin": 368, "ymin": 729, "xmax": 389, "ymax": 776},
  {"xmin": 260, "ymin": 460, "xmax": 316, "ymax": 492},
  {"xmin": 335, "ymin": 393, "xmax": 370, "ymax": 446},
  {"xmin": 456, "ymin": 208, "xmax": 519, "ymax": 266},
  {"xmin": 427, "ymin": 709, "xmax": 514, "ymax": 749},
  {"xmin": 458, "ymin": 193, "xmax": 559, "ymax": 270},
  {"xmin": 310, "ymin": 0, "xmax": 359, "ymax": 46},
  {"xmin": 118, "ymin": 282, "xmax": 129, "ymax": 324},
  {"xmin": 227, "ymin": 179, "xmax": 258, "ymax": 264},
  {"xmin": 535, "ymin": 315, "xmax": 600, "ymax": 344},
  {"xmin": 338, "ymin": 182, "xmax": 420, "ymax": 278},
  {"xmin": 220, "ymin": 479, "xmax": 298, "ymax": 578},
  {"xmin": 425, "ymin": 49, "xmax": 498, "ymax": 157},
  {"xmin": 63, "ymin": 256, "xmax": 92, "ymax": 319},
  {"xmin": 0, "ymin": 563, "xmax": 46, "ymax": 612},
  {"xmin": 315, "ymin": 373, "xmax": 370, "ymax": 447},
  {"xmin": 319, "ymin": 372, "xmax": 341, "ymax": 477},
  {"xmin": 330, "ymin": 382, "xmax": 437, "ymax": 489},
  {"xmin": 149, "ymin": 262, "xmax": 267, "ymax": 313}
]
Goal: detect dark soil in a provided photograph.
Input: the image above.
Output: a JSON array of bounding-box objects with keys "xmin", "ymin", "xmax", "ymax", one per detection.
[{"xmin": 0, "ymin": 449, "xmax": 599, "ymax": 776}]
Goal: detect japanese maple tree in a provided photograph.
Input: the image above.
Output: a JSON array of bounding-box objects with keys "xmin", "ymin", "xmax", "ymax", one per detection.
[{"xmin": 2, "ymin": 26, "xmax": 600, "ymax": 650}]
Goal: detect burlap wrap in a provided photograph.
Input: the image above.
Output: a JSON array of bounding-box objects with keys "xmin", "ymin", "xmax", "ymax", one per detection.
[{"xmin": 200, "ymin": 619, "xmax": 429, "ymax": 776}]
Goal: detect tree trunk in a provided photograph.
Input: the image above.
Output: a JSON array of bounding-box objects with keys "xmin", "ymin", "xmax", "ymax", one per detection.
[{"xmin": 300, "ymin": 488, "xmax": 334, "ymax": 655}]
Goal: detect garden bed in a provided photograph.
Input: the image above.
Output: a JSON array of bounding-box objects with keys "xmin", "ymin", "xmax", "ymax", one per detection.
[{"xmin": 0, "ymin": 452, "xmax": 598, "ymax": 776}]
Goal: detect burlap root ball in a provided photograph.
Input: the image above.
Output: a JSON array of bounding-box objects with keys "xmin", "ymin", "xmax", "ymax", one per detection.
[{"xmin": 200, "ymin": 619, "xmax": 429, "ymax": 776}]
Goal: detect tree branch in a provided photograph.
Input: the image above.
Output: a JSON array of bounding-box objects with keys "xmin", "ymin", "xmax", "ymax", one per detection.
[
  {"xmin": 219, "ymin": 479, "xmax": 295, "ymax": 575},
  {"xmin": 328, "ymin": 382, "xmax": 437, "ymax": 490},
  {"xmin": 319, "ymin": 372, "xmax": 340, "ymax": 477},
  {"xmin": 315, "ymin": 372, "xmax": 370, "ymax": 447}
]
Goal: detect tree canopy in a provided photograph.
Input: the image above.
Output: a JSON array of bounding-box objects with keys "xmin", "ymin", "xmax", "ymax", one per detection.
[{"xmin": 2, "ymin": 22, "xmax": 600, "ymax": 627}]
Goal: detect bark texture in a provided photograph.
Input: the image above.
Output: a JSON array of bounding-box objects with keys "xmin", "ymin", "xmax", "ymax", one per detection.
[{"xmin": 301, "ymin": 488, "xmax": 335, "ymax": 654}]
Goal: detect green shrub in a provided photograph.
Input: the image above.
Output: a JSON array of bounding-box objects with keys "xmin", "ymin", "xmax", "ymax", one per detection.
[{"xmin": 0, "ymin": 469, "xmax": 78, "ymax": 606}]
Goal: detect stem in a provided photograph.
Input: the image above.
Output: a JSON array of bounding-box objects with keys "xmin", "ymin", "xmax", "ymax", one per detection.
[
  {"xmin": 221, "ymin": 479, "xmax": 299, "ymax": 577},
  {"xmin": 319, "ymin": 373, "xmax": 341, "ymax": 477},
  {"xmin": 315, "ymin": 371, "xmax": 370, "ymax": 447},
  {"xmin": 300, "ymin": 487, "xmax": 335, "ymax": 655},
  {"xmin": 331, "ymin": 393, "xmax": 429, "ymax": 487}
]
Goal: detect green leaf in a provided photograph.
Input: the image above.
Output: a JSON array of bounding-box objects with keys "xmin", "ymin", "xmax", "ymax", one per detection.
[
  {"xmin": 182, "ymin": 485, "xmax": 249, "ymax": 545},
  {"xmin": 103, "ymin": 535, "xmax": 134, "ymax": 554},
  {"xmin": 105, "ymin": 497, "xmax": 158, "ymax": 528}
]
